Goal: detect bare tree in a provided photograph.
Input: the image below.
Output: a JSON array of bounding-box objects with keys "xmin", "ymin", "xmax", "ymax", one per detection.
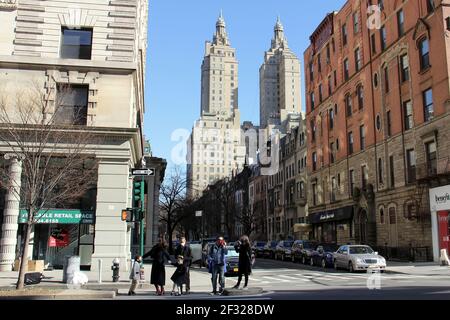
[
  {"xmin": 0, "ymin": 82, "xmax": 99, "ymax": 289},
  {"xmin": 210, "ymin": 179, "xmax": 236, "ymax": 240},
  {"xmin": 159, "ymin": 167, "xmax": 188, "ymax": 254}
]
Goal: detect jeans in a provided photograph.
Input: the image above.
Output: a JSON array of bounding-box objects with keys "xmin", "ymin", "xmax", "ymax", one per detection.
[{"xmin": 211, "ymin": 264, "xmax": 225, "ymax": 292}]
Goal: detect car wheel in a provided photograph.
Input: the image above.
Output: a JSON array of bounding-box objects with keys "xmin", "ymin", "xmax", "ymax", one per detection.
[
  {"xmin": 310, "ymin": 258, "xmax": 314, "ymax": 266},
  {"xmin": 321, "ymin": 259, "xmax": 326, "ymax": 269},
  {"xmin": 302, "ymin": 256, "xmax": 306, "ymax": 265},
  {"xmin": 348, "ymin": 262, "xmax": 354, "ymax": 273},
  {"xmin": 334, "ymin": 260, "xmax": 338, "ymax": 270}
]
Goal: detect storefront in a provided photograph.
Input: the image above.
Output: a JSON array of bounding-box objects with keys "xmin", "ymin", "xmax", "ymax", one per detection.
[
  {"xmin": 309, "ymin": 206, "xmax": 354, "ymax": 244},
  {"xmin": 18, "ymin": 209, "xmax": 95, "ymax": 269},
  {"xmin": 430, "ymin": 185, "xmax": 450, "ymax": 262}
]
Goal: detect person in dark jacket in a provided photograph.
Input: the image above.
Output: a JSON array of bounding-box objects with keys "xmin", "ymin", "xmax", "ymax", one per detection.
[
  {"xmin": 233, "ymin": 235, "xmax": 253, "ymax": 290},
  {"xmin": 143, "ymin": 239, "xmax": 170, "ymax": 295},
  {"xmin": 174, "ymin": 236, "xmax": 193, "ymax": 294},
  {"xmin": 208, "ymin": 236, "xmax": 228, "ymax": 295}
]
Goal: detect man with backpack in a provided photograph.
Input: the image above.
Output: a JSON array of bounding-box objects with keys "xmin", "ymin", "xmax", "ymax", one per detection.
[{"xmin": 208, "ymin": 236, "xmax": 228, "ymax": 295}]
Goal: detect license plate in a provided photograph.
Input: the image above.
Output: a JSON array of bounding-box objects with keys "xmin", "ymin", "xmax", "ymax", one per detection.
[{"xmin": 233, "ymin": 268, "xmax": 238, "ymax": 272}]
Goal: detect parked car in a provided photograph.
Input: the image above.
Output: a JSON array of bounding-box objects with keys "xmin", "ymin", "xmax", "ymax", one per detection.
[
  {"xmin": 292, "ymin": 240, "xmax": 318, "ymax": 264},
  {"xmin": 310, "ymin": 243, "xmax": 339, "ymax": 268},
  {"xmin": 333, "ymin": 245, "xmax": 387, "ymax": 273},
  {"xmin": 252, "ymin": 241, "xmax": 267, "ymax": 258},
  {"xmin": 201, "ymin": 241, "xmax": 216, "ymax": 267},
  {"xmin": 275, "ymin": 240, "xmax": 294, "ymax": 261},
  {"xmin": 189, "ymin": 241, "xmax": 203, "ymax": 266},
  {"xmin": 263, "ymin": 240, "xmax": 278, "ymax": 259},
  {"xmin": 224, "ymin": 246, "xmax": 240, "ymax": 277}
]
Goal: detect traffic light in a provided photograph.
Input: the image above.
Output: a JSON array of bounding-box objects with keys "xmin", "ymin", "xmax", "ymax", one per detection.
[
  {"xmin": 132, "ymin": 178, "xmax": 145, "ymax": 221},
  {"xmin": 121, "ymin": 209, "xmax": 133, "ymax": 222}
]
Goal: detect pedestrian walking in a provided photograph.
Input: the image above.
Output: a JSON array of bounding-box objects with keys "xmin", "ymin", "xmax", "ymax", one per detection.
[
  {"xmin": 174, "ymin": 236, "xmax": 193, "ymax": 294},
  {"xmin": 128, "ymin": 255, "xmax": 142, "ymax": 295},
  {"xmin": 170, "ymin": 255, "xmax": 187, "ymax": 296},
  {"xmin": 208, "ymin": 236, "xmax": 228, "ymax": 295},
  {"xmin": 233, "ymin": 235, "xmax": 253, "ymax": 290},
  {"xmin": 143, "ymin": 239, "xmax": 171, "ymax": 295}
]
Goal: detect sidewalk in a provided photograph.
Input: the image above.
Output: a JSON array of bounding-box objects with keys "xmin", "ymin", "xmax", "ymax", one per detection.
[{"xmin": 385, "ymin": 261, "xmax": 450, "ymax": 276}]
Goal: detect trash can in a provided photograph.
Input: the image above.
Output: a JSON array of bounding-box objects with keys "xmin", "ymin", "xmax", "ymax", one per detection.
[{"xmin": 63, "ymin": 256, "xmax": 80, "ymax": 283}]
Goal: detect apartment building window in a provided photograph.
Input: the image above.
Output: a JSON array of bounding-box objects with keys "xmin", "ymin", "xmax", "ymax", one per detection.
[
  {"xmin": 312, "ymin": 183, "xmax": 317, "ymax": 206},
  {"xmin": 423, "ymin": 88, "xmax": 434, "ymax": 122},
  {"xmin": 426, "ymin": 141, "xmax": 437, "ymax": 175},
  {"xmin": 345, "ymin": 93, "xmax": 352, "ymax": 117},
  {"xmin": 400, "ymin": 54, "xmax": 410, "ymax": 82},
  {"xmin": 419, "ymin": 37, "xmax": 430, "ymax": 71},
  {"xmin": 353, "ymin": 12, "xmax": 359, "ymax": 34},
  {"xmin": 378, "ymin": 158, "xmax": 384, "ymax": 184},
  {"xmin": 326, "ymin": 44, "xmax": 331, "ymax": 63},
  {"xmin": 406, "ymin": 149, "xmax": 416, "ymax": 183},
  {"xmin": 330, "ymin": 142, "xmax": 335, "ymax": 164},
  {"xmin": 60, "ymin": 27, "xmax": 93, "ymax": 60},
  {"xmin": 397, "ymin": 10, "xmax": 405, "ymax": 37},
  {"xmin": 361, "ymin": 165, "xmax": 368, "ymax": 190},
  {"xmin": 360, "ymin": 125, "xmax": 366, "ymax": 150},
  {"xmin": 342, "ymin": 23, "xmax": 348, "ymax": 46},
  {"xmin": 312, "ymin": 152, "xmax": 317, "ymax": 171},
  {"xmin": 319, "ymin": 84, "xmax": 323, "ymax": 103},
  {"xmin": 384, "ymin": 67, "xmax": 390, "ymax": 93},
  {"xmin": 380, "ymin": 25, "xmax": 386, "ymax": 51},
  {"xmin": 378, "ymin": 0, "xmax": 384, "ymax": 11},
  {"xmin": 357, "ymin": 85, "xmax": 364, "ymax": 109},
  {"xmin": 426, "ymin": 0, "xmax": 435, "ymax": 14},
  {"xmin": 333, "ymin": 70, "xmax": 337, "ymax": 87},
  {"xmin": 371, "ymin": 34, "xmax": 377, "ymax": 55},
  {"xmin": 328, "ymin": 75, "xmax": 332, "ymax": 96},
  {"xmin": 300, "ymin": 181, "xmax": 305, "ymax": 198},
  {"xmin": 310, "ymin": 92, "xmax": 315, "ymax": 110},
  {"xmin": 349, "ymin": 170, "xmax": 355, "ymax": 196},
  {"xmin": 318, "ymin": 53, "xmax": 322, "ymax": 73},
  {"xmin": 348, "ymin": 131, "xmax": 354, "ymax": 155},
  {"xmin": 446, "ymin": 17, "xmax": 450, "ymax": 31},
  {"xmin": 354, "ymin": 48, "xmax": 361, "ymax": 72},
  {"xmin": 55, "ymin": 84, "xmax": 88, "ymax": 125},
  {"xmin": 389, "ymin": 155, "xmax": 395, "ymax": 187},
  {"xmin": 387, "ymin": 111, "xmax": 392, "ymax": 137},
  {"xmin": 329, "ymin": 108, "xmax": 334, "ymax": 129},
  {"xmin": 344, "ymin": 58, "xmax": 349, "ymax": 81},
  {"xmin": 403, "ymin": 100, "xmax": 413, "ymax": 130},
  {"xmin": 309, "ymin": 62, "xmax": 314, "ymax": 82},
  {"xmin": 311, "ymin": 121, "xmax": 316, "ymax": 142},
  {"xmin": 331, "ymin": 177, "xmax": 337, "ymax": 202}
]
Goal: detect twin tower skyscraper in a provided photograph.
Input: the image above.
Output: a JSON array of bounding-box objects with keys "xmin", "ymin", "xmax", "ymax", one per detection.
[{"xmin": 187, "ymin": 13, "xmax": 302, "ymax": 198}]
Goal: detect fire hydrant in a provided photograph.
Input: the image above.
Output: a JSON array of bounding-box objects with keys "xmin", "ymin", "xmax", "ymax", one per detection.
[{"xmin": 111, "ymin": 258, "xmax": 120, "ymax": 282}]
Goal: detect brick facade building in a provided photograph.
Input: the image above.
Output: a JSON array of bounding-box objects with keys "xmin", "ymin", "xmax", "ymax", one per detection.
[{"xmin": 305, "ymin": 0, "xmax": 450, "ymax": 260}]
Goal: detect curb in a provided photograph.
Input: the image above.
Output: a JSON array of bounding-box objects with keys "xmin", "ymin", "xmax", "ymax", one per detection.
[
  {"xmin": 0, "ymin": 290, "xmax": 117, "ymax": 300},
  {"xmin": 222, "ymin": 287, "xmax": 264, "ymax": 296}
]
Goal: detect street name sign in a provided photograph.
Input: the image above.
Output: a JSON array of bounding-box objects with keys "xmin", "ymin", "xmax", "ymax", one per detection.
[{"xmin": 131, "ymin": 168, "xmax": 155, "ymax": 176}]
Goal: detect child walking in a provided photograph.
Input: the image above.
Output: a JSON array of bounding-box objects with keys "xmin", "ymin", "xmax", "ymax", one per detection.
[
  {"xmin": 170, "ymin": 255, "xmax": 187, "ymax": 296},
  {"xmin": 128, "ymin": 255, "xmax": 142, "ymax": 295}
]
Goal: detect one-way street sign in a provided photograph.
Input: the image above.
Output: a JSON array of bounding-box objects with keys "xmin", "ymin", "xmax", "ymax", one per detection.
[{"xmin": 131, "ymin": 168, "xmax": 155, "ymax": 176}]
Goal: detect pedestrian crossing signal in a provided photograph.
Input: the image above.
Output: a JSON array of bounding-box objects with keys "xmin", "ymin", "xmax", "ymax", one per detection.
[{"xmin": 121, "ymin": 209, "xmax": 133, "ymax": 222}]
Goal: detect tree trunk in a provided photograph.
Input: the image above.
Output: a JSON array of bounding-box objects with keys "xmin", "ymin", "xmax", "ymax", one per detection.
[{"xmin": 16, "ymin": 222, "xmax": 32, "ymax": 290}]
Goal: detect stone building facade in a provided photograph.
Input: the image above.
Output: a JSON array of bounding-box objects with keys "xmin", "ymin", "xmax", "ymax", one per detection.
[
  {"xmin": 0, "ymin": 0, "xmax": 151, "ymax": 271},
  {"xmin": 304, "ymin": 0, "xmax": 450, "ymax": 260},
  {"xmin": 187, "ymin": 13, "xmax": 246, "ymax": 199}
]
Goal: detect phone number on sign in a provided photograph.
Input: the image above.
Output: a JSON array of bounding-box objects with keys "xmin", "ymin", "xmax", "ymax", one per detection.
[{"xmin": 176, "ymin": 304, "xmax": 275, "ymax": 317}]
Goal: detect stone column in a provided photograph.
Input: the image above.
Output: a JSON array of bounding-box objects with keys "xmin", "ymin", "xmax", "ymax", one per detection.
[{"xmin": 0, "ymin": 155, "xmax": 23, "ymax": 272}]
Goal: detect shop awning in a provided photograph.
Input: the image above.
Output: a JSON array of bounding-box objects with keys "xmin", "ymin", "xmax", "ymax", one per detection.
[{"xmin": 308, "ymin": 206, "xmax": 354, "ymax": 224}]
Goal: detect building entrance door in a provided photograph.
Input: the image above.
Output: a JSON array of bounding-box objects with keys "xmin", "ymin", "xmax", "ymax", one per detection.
[
  {"xmin": 358, "ymin": 210, "xmax": 368, "ymax": 244},
  {"xmin": 388, "ymin": 207, "xmax": 399, "ymax": 247}
]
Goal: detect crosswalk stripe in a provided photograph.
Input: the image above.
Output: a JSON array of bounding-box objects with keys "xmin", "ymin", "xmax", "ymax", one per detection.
[
  {"xmin": 262, "ymin": 276, "xmax": 290, "ymax": 282},
  {"xmin": 278, "ymin": 275, "xmax": 301, "ymax": 280}
]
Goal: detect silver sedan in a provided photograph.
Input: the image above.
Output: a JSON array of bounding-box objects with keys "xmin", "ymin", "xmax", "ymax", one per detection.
[{"xmin": 333, "ymin": 245, "xmax": 386, "ymax": 273}]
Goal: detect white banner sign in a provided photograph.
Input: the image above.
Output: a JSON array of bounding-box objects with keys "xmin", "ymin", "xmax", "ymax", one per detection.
[{"xmin": 429, "ymin": 185, "xmax": 450, "ymax": 212}]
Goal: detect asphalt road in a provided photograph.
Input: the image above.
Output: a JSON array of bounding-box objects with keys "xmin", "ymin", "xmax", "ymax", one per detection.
[{"xmin": 116, "ymin": 257, "xmax": 450, "ymax": 300}]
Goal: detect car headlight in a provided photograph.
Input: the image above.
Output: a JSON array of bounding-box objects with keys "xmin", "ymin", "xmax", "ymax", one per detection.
[{"xmin": 356, "ymin": 258, "xmax": 363, "ymax": 264}]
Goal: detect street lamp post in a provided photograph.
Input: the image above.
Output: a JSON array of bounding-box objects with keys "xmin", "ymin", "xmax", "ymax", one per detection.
[{"xmin": 195, "ymin": 210, "xmax": 203, "ymax": 242}]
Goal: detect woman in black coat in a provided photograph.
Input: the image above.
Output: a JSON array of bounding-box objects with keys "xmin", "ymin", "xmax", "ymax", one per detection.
[
  {"xmin": 233, "ymin": 235, "xmax": 253, "ymax": 290},
  {"xmin": 143, "ymin": 240, "xmax": 170, "ymax": 295}
]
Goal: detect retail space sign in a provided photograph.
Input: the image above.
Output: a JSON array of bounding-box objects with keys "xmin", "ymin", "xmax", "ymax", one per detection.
[
  {"xmin": 18, "ymin": 209, "xmax": 95, "ymax": 224},
  {"xmin": 429, "ymin": 185, "xmax": 450, "ymax": 212},
  {"xmin": 48, "ymin": 228, "xmax": 69, "ymax": 247}
]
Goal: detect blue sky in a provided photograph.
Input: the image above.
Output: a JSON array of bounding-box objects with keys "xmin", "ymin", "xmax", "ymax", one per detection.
[{"xmin": 144, "ymin": 0, "xmax": 346, "ymax": 170}]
